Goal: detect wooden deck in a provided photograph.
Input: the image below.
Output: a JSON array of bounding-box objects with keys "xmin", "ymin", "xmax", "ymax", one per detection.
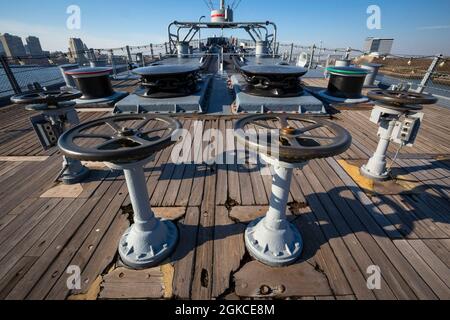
[{"xmin": 0, "ymin": 78, "xmax": 449, "ymax": 300}]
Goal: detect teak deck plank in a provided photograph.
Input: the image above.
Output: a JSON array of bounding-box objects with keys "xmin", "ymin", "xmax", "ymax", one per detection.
[{"xmin": 0, "ymin": 87, "xmax": 449, "ymax": 300}]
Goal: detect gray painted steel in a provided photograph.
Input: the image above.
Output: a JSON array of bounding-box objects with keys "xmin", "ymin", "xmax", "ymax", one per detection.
[
  {"xmin": 106, "ymin": 159, "xmax": 179, "ymax": 269},
  {"xmin": 361, "ymin": 63, "xmax": 383, "ymax": 88},
  {"xmin": 114, "ymin": 75, "xmax": 212, "ymax": 114},
  {"xmin": 59, "ymin": 64, "xmax": 79, "ymax": 88},
  {"xmin": 244, "ymin": 156, "xmax": 305, "ymax": 267},
  {"xmin": 231, "ymin": 74, "xmax": 325, "ymax": 114}
]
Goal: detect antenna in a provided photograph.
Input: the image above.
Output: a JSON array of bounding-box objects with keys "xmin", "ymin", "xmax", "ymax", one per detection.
[
  {"xmin": 203, "ymin": 0, "xmax": 213, "ymax": 10},
  {"xmin": 233, "ymin": 0, "xmax": 242, "ymax": 10}
]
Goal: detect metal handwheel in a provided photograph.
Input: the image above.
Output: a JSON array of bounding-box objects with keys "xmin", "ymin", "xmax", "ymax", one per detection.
[
  {"xmin": 58, "ymin": 114, "xmax": 181, "ymax": 163},
  {"xmin": 234, "ymin": 114, "xmax": 352, "ymax": 267},
  {"xmin": 234, "ymin": 114, "xmax": 352, "ymax": 163},
  {"xmin": 11, "ymin": 89, "xmax": 82, "ymax": 107},
  {"xmin": 11, "ymin": 88, "xmax": 89, "ymax": 185},
  {"xmin": 368, "ymin": 90, "xmax": 437, "ymax": 109},
  {"xmin": 58, "ymin": 114, "xmax": 181, "ymax": 269},
  {"xmin": 361, "ymin": 90, "xmax": 436, "ymax": 181}
]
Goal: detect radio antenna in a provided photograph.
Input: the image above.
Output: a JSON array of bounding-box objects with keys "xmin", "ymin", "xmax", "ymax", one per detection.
[{"xmin": 203, "ymin": 0, "xmax": 213, "ymax": 10}]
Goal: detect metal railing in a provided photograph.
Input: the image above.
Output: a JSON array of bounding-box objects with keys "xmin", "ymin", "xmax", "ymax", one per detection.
[{"xmin": 1, "ymin": 40, "xmax": 449, "ymax": 107}]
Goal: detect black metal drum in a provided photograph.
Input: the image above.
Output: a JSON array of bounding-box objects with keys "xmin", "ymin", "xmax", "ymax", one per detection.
[
  {"xmin": 65, "ymin": 67, "xmax": 114, "ymax": 100},
  {"xmin": 133, "ymin": 65, "xmax": 201, "ymax": 99},
  {"xmin": 240, "ymin": 65, "xmax": 307, "ymax": 97},
  {"xmin": 326, "ymin": 66, "xmax": 368, "ymax": 99}
]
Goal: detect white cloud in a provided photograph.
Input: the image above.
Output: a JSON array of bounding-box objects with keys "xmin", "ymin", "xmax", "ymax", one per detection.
[
  {"xmin": 0, "ymin": 19, "xmax": 166, "ymax": 51},
  {"xmin": 417, "ymin": 25, "xmax": 450, "ymax": 31}
]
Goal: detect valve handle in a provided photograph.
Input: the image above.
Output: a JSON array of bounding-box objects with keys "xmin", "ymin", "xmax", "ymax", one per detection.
[
  {"xmin": 234, "ymin": 114, "xmax": 352, "ymax": 163},
  {"xmin": 368, "ymin": 90, "xmax": 437, "ymax": 107},
  {"xmin": 58, "ymin": 114, "xmax": 181, "ymax": 163}
]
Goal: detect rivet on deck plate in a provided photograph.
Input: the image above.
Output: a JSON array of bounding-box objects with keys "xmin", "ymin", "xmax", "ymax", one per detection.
[
  {"xmin": 260, "ymin": 285, "xmax": 271, "ymax": 295},
  {"xmin": 276, "ymin": 285, "xmax": 286, "ymax": 293}
]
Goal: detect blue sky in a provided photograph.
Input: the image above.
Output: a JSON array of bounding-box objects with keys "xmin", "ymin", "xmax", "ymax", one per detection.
[{"xmin": 0, "ymin": 0, "xmax": 449, "ymax": 54}]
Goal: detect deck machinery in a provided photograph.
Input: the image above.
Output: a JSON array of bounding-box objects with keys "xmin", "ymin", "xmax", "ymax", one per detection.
[
  {"xmin": 114, "ymin": 64, "xmax": 212, "ymax": 114},
  {"xmin": 360, "ymin": 89, "xmax": 438, "ymax": 180},
  {"xmin": 58, "ymin": 114, "xmax": 182, "ymax": 268},
  {"xmin": 231, "ymin": 64, "xmax": 326, "ymax": 114},
  {"xmin": 10, "ymin": 89, "xmax": 90, "ymax": 184}
]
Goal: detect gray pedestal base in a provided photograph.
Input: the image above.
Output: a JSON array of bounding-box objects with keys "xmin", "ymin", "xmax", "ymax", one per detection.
[
  {"xmin": 119, "ymin": 220, "xmax": 178, "ymax": 269},
  {"xmin": 61, "ymin": 158, "xmax": 90, "ymax": 185},
  {"xmin": 360, "ymin": 164, "xmax": 390, "ymax": 181},
  {"xmin": 245, "ymin": 217, "xmax": 303, "ymax": 267}
]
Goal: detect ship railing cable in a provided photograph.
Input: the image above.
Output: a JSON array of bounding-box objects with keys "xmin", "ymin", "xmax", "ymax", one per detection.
[{"xmin": 1, "ymin": 40, "xmax": 449, "ymax": 105}]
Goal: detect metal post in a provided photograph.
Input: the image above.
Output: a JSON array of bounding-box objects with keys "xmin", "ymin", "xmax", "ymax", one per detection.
[
  {"xmin": 265, "ymin": 166, "xmax": 293, "ymax": 228},
  {"xmin": 164, "ymin": 42, "xmax": 168, "ymax": 55},
  {"xmin": 344, "ymin": 47, "xmax": 351, "ymax": 60},
  {"xmin": 318, "ymin": 41, "xmax": 323, "ymax": 66},
  {"xmin": 124, "ymin": 166, "xmax": 158, "ymax": 232},
  {"xmin": 244, "ymin": 156, "xmax": 304, "ymax": 267},
  {"xmin": 90, "ymin": 48, "xmax": 97, "ymax": 62},
  {"xmin": 126, "ymin": 45, "xmax": 133, "ymax": 62},
  {"xmin": 361, "ymin": 113, "xmax": 399, "ymax": 180},
  {"xmin": 308, "ymin": 44, "xmax": 316, "ymax": 70},
  {"xmin": 109, "ymin": 50, "xmax": 117, "ymax": 79},
  {"xmin": 288, "ymin": 43, "xmax": 294, "ymax": 63},
  {"xmin": 198, "ymin": 16, "xmax": 206, "ymax": 50},
  {"xmin": 0, "ymin": 56, "xmax": 22, "ymax": 94},
  {"xmin": 106, "ymin": 160, "xmax": 179, "ymax": 269},
  {"xmin": 416, "ymin": 54, "xmax": 442, "ymax": 94},
  {"xmin": 150, "ymin": 44, "xmax": 154, "ymax": 59}
]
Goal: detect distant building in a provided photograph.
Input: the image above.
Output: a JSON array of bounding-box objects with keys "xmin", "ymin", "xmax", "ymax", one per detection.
[
  {"xmin": 0, "ymin": 33, "xmax": 26, "ymax": 57},
  {"xmin": 364, "ymin": 37, "xmax": 394, "ymax": 56},
  {"xmin": 26, "ymin": 36, "xmax": 44, "ymax": 56},
  {"xmin": 69, "ymin": 37, "xmax": 88, "ymax": 64}
]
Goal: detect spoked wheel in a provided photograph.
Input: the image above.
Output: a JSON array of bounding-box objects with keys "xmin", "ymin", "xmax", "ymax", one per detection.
[
  {"xmin": 234, "ymin": 114, "xmax": 352, "ymax": 163},
  {"xmin": 58, "ymin": 114, "xmax": 181, "ymax": 163},
  {"xmin": 11, "ymin": 89, "xmax": 82, "ymax": 106},
  {"xmin": 368, "ymin": 90, "xmax": 437, "ymax": 109}
]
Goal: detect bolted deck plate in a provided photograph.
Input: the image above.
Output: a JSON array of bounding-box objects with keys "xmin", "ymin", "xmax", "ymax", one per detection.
[{"xmin": 234, "ymin": 260, "xmax": 332, "ymax": 298}]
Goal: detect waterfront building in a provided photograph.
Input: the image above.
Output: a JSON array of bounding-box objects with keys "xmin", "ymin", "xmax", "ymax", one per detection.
[
  {"xmin": 26, "ymin": 36, "xmax": 44, "ymax": 56},
  {"xmin": 0, "ymin": 33, "xmax": 26, "ymax": 57}
]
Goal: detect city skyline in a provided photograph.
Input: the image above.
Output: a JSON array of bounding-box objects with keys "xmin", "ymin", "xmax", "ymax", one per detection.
[
  {"xmin": 0, "ymin": 32, "xmax": 46, "ymax": 58},
  {"xmin": 0, "ymin": 0, "xmax": 449, "ymax": 55}
]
